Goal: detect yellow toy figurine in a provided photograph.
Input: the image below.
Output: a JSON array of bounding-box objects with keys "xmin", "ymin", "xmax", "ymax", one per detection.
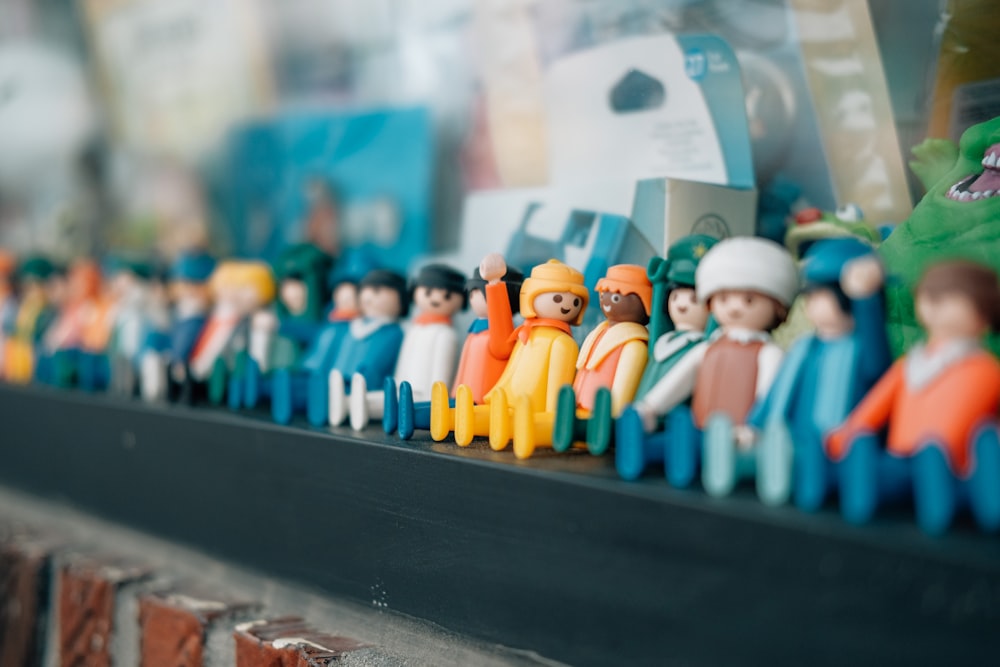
[
  {"xmin": 439, "ymin": 256, "xmax": 589, "ymax": 450},
  {"xmin": 513, "ymin": 264, "xmax": 651, "ymax": 459}
]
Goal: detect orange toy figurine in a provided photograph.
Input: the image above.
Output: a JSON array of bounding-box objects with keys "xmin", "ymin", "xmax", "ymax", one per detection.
[
  {"xmin": 515, "ymin": 265, "xmax": 651, "ymax": 459},
  {"xmin": 35, "ymin": 258, "xmax": 103, "ymax": 387},
  {"xmin": 433, "ymin": 256, "xmax": 589, "ymax": 451},
  {"xmin": 828, "ymin": 260, "xmax": 1000, "ymax": 534}
]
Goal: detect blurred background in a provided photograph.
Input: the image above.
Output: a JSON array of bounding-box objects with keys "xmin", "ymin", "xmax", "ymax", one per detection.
[{"xmin": 0, "ymin": 0, "xmax": 989, "ymax": 268}]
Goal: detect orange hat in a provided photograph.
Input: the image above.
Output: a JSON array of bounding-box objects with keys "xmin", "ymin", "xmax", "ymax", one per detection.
[{"xmin": 596, "ymin": 264, "xmax": 653, "ymax": 315}]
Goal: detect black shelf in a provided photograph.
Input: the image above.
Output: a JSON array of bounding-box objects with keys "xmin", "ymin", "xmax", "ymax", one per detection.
[{"xmin": 1, "ymin": 383, "xmax": 998, "ymax": 666}]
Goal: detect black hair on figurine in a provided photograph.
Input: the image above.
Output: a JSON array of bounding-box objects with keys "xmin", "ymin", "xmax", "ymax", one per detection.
[
  {"xmin": 801, "ymin": 281, "xmax": 853, "ymax": 315},
  {"xmin": 360, "ymin": 269, "xmax": 410, "ymax": 318},
  {"xmin": 411, "ymin": 263, "xmax": 468, "ymax": 309},
  {"xmin": 466, "ymin": 265, "xmax": 524, "ymax": 315}
]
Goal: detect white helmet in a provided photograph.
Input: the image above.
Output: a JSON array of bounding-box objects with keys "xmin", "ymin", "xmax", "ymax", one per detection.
[{"xmin": 696, "ymin": 236, "xmax": 798, "ymax": 307}]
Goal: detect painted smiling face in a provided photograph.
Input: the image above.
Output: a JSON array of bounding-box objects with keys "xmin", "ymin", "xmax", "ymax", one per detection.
[
  {"xmin": 414, "ymin": 286, "xmax": 464, "ymax": 318},
  {"xmin": 533, "ymin": 291, "xmax": 585, "ymax": 323},
  {"xmin": 599, "ymin": 289, "xmax": 648, "ymax": 325},
  {"xmin": 667, "ymin": 286, "xmax": 709, "ymax": 332}
]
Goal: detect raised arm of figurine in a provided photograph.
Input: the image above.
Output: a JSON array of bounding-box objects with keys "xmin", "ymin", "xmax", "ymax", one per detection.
[
  {"xmin": 481, "ymin": 253, "xmax": 516, "ymax": 360},
  {"xmin": 841, "ymin": 255, "xmax": 891, "ymax": 383}
]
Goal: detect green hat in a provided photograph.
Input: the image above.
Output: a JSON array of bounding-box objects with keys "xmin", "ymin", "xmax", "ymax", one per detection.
[
  {"xmin": 18, "ymin": 256, "xmax": 55, "ymax": 281},
  {"xmin": 665, "ymin": 234, "xmax": 718, "ymax": 286}
]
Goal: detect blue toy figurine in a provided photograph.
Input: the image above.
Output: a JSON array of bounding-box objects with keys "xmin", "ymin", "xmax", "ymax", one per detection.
[
  {"xmin": 327, "ymin": 269, "xmax": 408, "ymax": 426},
  {"xmin": 749, "ymin": 238, "xmax": 890, "ymax": 507}
]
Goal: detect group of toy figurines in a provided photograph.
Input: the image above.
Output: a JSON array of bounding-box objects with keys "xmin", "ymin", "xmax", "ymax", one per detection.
[{"xmin": 2, "ymin": 234, "xmax": 999, "ymax": 537}]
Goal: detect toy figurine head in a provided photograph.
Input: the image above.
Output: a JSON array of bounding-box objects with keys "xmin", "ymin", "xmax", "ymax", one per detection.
[
  {"xmin": 595, "ymin": 264, "xmax": 652, "ymax": 326},
  {"xmin": 696, "ymin": 237, "xmax": 798, "ymax": 332},
  {"xmin": 273, "ymin": 243, "xmax": 333, "ymax": 321},
  {"xmin": 660, "ymin": 235, "xmax": 716, "ymax": 333},
  {"xmin": 520, "ymin": 259, "xmax": 590, "ymax": 325},
  {"xmin": 170, "ymin": 250, "xmax": 216, "ymax": 314},
  {"xmin": 358, "ymin": 269, "xmax": 409, "ymax": 320},
  {"xmin": 105, "ymin": 255, "xmax": 153, "ymax": 302},
  {"xmin": 801, "ymin": 238, "xmax": 875, "ymax": 339},
  {"xmin": 466, "ymin": 266, "xmax": 523, "ymax": 319},
  {"xmin": 327, "ymin": 247, "xmax": 380, "ymax": 321},
  {"xmin": 209, "ymin": 261, "xmax": 276, "ymax": 315},
  {"xmin": 915, "ymin": 260, "xmax": 1000, "ymax": 342},
  {"xmin": 410, "ymin": 264, "xmax": 467, "ymax": 317},
  {"xmin": 66, "ymin": 258, "xmax": 102, "ymax": 305}
]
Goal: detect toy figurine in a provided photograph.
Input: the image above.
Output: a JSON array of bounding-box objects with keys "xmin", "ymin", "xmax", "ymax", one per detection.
[
  {"xmin": 397, "ymin": 264, "xmax": 522, "ymax": 439},
  {"xmin": 140, "ymin": 250, "xmax": 216, "ymax": 402},
  {"xmin": 748, "ymin": 238, "xmax": 890, "ymax": 507},
  {"xmin": 517, "ymin": 264, "xmax": 650, "ymax": 458},
  {"xmin": 241, "ymin": 243, "xmax": 332, "ymax": 409},
  {"xmin": 325, "ymin": 248, "xmax": 379, "ymax": 323},
  {"xmin": 0, "ymin": 250, "xmax": 16, "ymax": 378},
  {"xmin": 36, "ymin": 258, "xmax": 103, "ymax": 387},
  {"xmin": 558, "ymin": 236, "xmax": 716, "ymax": 456},
  {"xmin": 432, "ymin": 257, "xmax": 588, "ymax": 451},
  {"xmin": 616, "ymin": 237, "xmax": 798, "ymax": 492},
  {"xmin": 180, "ymin": 261, "xmax": 275, "ymax": 404},
  {"xmin": 327, "ymin": 269, "xmax": 408, "ymax": 425},
  {"xmin": 4, "ymin": 257, "xmax": 58, "ymax": 383},
  {"xmin": 100, "ymin": 256, "xmax": 156, "ymax": 395},
  {"xmin": 343, "ymin": 264, "xmax": 466, "ymax": 431},
  {"xmin": 827, "ymin": 260, "xmax": 1000, "ymax": 534},
  {"xmin": 880, "ymin": 116, "xmax": 1000, "ymax": 358}
]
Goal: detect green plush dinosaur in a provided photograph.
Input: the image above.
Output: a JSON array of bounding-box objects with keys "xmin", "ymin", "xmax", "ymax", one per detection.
[{"xmin": 879, "ymin": 116, "xmax": 1000, "ymax": 357}]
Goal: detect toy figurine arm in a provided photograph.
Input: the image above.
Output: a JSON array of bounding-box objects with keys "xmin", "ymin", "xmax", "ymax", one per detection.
[
  {"xmin": 634, "ymin": 341, "xmax": 707, "ymax": 418},
  {"xmin": 485, "ymin": 281, "xmax": 516, "ymax": 360},
  {"xmin": 609, "ymin": 339, "xmax": 648, "ymax": 416},
  {"xmin": 646, "ymin": 256, "xmax": 674, "ymax": 343},
  {"xmin": 851, "ymin": 292, "xmax": 892, "ymax": 384},
  {"xmin": 909, "ymin": 137, "xmax": 959, "ymax": 192},
  {"xmin": 755, "ymin": 343, "xmax": 784, "ymax": 399},
  {"xmin": 827, "ymin": 360, "xmax": 903, "ymax": 458},
  {"xmin": 546, "ymin": 336, "xmax": 579, "ymax": 412}
]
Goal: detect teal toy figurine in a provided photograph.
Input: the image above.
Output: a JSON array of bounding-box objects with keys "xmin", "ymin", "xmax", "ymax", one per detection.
[
  {"xmin": 880, "ymin": 115, "xmax": 1000, "ymax": 357},
  {"xmin": 748, "ymin": 238, "xmax": 890, "ymax": 507},
  {"xmin": 241, "ymin": 243, "xmax": 332, "ymax": 410}
]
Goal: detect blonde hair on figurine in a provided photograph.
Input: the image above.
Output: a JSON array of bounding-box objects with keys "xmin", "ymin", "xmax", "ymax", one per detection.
[
  {"xmin": 519, "ymin": 259, "xmax": 590, "ymax": 325},
  {"xmin": 209, "ymin": 261, "xmax": 276, "ymax": 303}
]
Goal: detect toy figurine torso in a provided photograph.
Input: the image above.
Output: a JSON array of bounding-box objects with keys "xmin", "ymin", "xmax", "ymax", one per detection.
[
  {"xmin": 333, "ymin": 316, "xmax": 404, "ymax": 387},
  {"xmin": 394, "ymin": 322, "xmax": 457, "ymax": 396},
  {"xmin": 572, "ymin": 320, "xmax": 648, "ymax": 412},
  {"xmin": 692, "ymin": 335, "xmax": 763, "ymax": 428},
  {"xmin": 635, "ymin": 329, "xmax": 704, "ymax": 400},
  {"xmin": 488, "ymin": 325, "xmax": 578, "ymax": 412}
]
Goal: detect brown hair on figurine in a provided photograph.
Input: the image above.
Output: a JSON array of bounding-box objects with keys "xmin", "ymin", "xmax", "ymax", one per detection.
[{"xmin": 917, "ymin": 260, "xmax": 1000, "ymax": 332}]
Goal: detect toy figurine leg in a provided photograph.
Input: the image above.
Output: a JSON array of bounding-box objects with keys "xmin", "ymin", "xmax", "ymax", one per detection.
[
  {"xmin": 306, "ymin": 370, "xmax": 329, "ymax": 426},
  {"xmin": 140, "ymin": 352, "xmax": 166, "ymax": 402},
  {"xmin": 966, "ymin": 424, "xmax": 1000, "ymax": 532},
  {"xmin": 452, "ymin": 384, "xmax": 475, "ymax": 445},
  {"xmin": 328, "ymin": 370, "xmax": 348, "ymax": 426},
  {"xmin": 349, "ymin": 374, "xmax": 385, "ymax": 431},
  {"xmin": 397, "ymin": 382, "xmax": 415, "ymax": 439},
  {"xmin": 912, "ymin": 442, "xmax": 957, "ymax": 535},
  {"xmin": 666, "ymin": 407, "xmax": 701, "ymax": 488},
  {"xmin": 586, "ymin": 388, "xmax": 614, "ymax": 456},
  {"xmin": 245, "ymin": 359, "xmax": 262, "ymax": 408},
  {"xmin": 383, "ymin": 378, "xmax": 399, "ymax": 435},
  {"xmin": 615, "ymin": 407, "xmax": 658, "ymax": 480},
  {"xmin": 552, "ymin": 386, "xmax": 579, "ymax": 453},
  {"xmin": 489, "ymin": 390, "xmax": 512, "ymax": 451},
  {"xmin": 227, "ymin": 368, "xmax": 244, "ymax": 410},
  {"xmin": 969, "ymin": 424, "xmax": 1000, "ymax": 532},
  {"xmin": 756, "ymin": 419, "xmax": 795, "ymax": 507},
  {"xmin": 793, "ymin": 428, "xmax": 830, "ymax": 512},
  {"xmin": 430, "ymin": 381, "xmax": 455, "ymax": 442},
  {"xmin": 703, "ymin": 413, "xmax": 738, "ymax": 497},
  {"xmin": 272, "ymin": 369, "xmax": 294, "ymax": 424},
  {"xmin": 839, "ymin": 433, "xmax": 880, "ymax": 524},
  {"xmin": 208, "ymin": 358, "xmax": 228, "ymax": 405},
  {"xmin": 513, "ymin": 395, "xmax": 544, "ymax": 459}
]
